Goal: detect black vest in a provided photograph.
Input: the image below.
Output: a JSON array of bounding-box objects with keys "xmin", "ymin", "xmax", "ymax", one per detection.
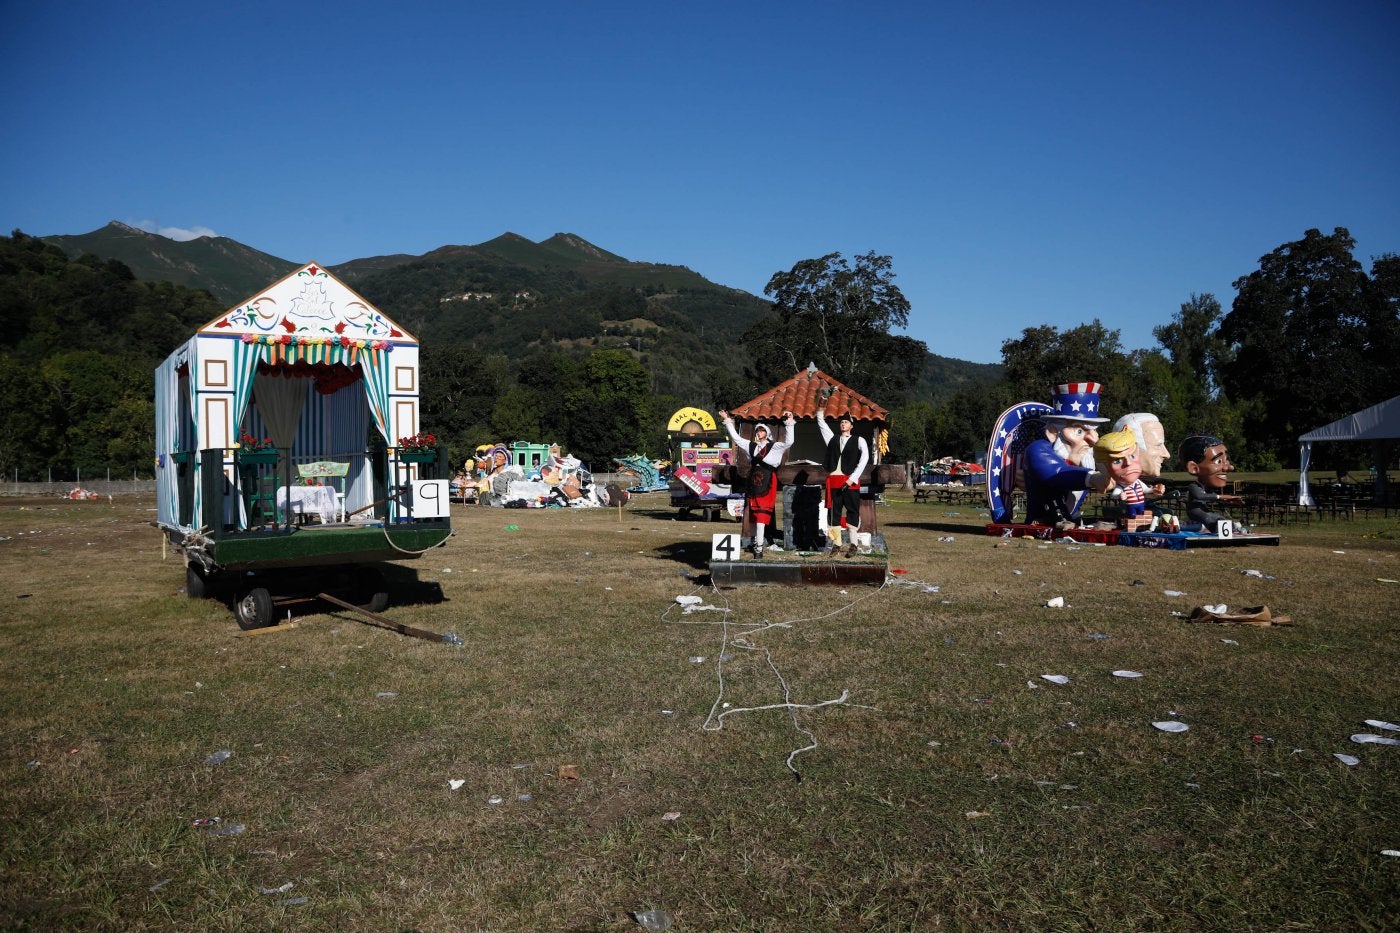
[{"xmin": 824, "ymin": 434, "xmax": 861, "ymax": 474}]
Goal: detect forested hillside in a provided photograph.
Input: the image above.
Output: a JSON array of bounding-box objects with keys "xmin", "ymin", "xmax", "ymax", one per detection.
[
  {"xmin": 0, "ymin": 232, "xmax": 225, "ymax": 479},
  {"xmin": 43, "ymin": 221, "xmax": 296, "ymax": 305},
  {"xmin": 10, "ymin": 223, "xmax": 1393, "ymax": 480}
]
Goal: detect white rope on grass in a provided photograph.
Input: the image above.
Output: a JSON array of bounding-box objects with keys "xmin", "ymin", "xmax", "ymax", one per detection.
[{"xmin": 684, "ymin": 574, "xmax": 895, "ymax": 781}]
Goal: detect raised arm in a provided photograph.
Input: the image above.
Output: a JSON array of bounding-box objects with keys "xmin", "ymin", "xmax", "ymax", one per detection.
[{"xmin": 717, "ymin": 409, "xmax": 746, "ymax": 448}]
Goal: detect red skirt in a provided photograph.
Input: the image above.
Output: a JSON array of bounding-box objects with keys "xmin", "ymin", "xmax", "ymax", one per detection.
[{"xmin": 748, "ymin": 472, "xmax": 778, "ymax": 524}]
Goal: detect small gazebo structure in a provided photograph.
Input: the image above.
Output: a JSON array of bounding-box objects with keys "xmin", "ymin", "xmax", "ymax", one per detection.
[{"xmin": 726, "ymin": 364, "xmax": 899, "ymax": 541}]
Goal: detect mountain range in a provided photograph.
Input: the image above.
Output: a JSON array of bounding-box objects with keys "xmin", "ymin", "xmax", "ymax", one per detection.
[{"xmin": 41, "ymin": 222, "xmax": 1001, "ymax": 400}]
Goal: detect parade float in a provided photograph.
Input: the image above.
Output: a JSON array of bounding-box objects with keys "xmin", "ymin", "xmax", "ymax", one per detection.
[
  {"xmin": 155, "ymin": 263, "xmax": 452, "ymax": 629},
  {"xmin": 701, "ymin": 365, "xmax": 905, "ymax": 584},
  {"xmin": 985, "ymin": 383, "xmax": 1278, "ymax": 548}
]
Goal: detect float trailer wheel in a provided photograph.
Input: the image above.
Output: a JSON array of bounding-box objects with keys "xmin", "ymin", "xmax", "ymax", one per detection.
[{"xmin": 235, "ymin": 587, "xmax": 275, "ymax": 630}]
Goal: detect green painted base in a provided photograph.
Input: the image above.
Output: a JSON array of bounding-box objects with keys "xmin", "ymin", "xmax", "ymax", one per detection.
[{"xmin": 201, "ymin": 523, "xmax": 451, "ymax": 571}]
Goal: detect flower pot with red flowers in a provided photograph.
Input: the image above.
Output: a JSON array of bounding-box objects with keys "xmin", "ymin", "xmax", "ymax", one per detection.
[
  {"xmin": 397, "ymin": 433, "xmax": 439, "ymax": 464},
  {"xmin": 237, "ymin": 434, "xmax": 280, "ymax": 465}
]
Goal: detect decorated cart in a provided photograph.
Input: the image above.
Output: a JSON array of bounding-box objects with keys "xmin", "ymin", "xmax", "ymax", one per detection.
[{"xmin": 155, "ymin": 263, "xmax": 452, "ymax": 629}]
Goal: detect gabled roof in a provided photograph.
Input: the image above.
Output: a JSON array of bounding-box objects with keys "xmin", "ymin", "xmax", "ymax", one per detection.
[
  {"xmin": 1299, "ymin": 395, "xmax": 1400, "ymax": 442},
  {"xmin": 198, "ymin": 262, "xmax": 415, "ymax": 344},
  {"xmin": 731, "ymin": 364, "xmax": 888, "ymax": 423}
]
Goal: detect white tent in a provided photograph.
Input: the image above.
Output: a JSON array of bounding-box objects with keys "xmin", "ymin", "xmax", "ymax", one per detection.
[{"xmin": 1297, "ymin": 395, "xmax": 1400, "ymax": 505}]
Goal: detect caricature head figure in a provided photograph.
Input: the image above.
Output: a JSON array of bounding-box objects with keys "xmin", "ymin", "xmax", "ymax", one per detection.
[
  {"xmin": 1094, "ymin": 430, "xmax": 1142, "ymax": 486},
  {"xmin": 1046, "ymin": 418, "xmax": 1100, "ymax": 468},
  {"xmin": 1044, "ymin": 382, "xmax": 1109, "ymax": 468},
  {"xmin": 1179, "ymin": 434, "xmax": 1233, "ymax": 489},
  {"xmin": 1115, "ymin": 412, "xmax": 1169, "ymax": 477}
]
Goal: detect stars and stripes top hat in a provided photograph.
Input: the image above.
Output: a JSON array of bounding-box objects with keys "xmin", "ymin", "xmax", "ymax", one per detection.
[{"xmin": 1047, "ymin": 382, "xmax": 1109, "ymax": 423}]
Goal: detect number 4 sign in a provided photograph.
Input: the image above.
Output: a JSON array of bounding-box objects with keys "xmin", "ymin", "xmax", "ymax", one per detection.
[{"xmin": 711, "ymin": 532, "xmax": 741, "ymax": 562}]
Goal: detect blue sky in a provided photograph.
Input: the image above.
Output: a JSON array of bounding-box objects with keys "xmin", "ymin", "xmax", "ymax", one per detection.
[{"xmin": 3, "ymin": 2, "xmax": 1397, "ymax": 364}]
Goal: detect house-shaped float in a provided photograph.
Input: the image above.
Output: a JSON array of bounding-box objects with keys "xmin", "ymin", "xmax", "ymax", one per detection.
[{"xmin": 154, "ymin": 263, "xmax": 451, "ymax": 620}]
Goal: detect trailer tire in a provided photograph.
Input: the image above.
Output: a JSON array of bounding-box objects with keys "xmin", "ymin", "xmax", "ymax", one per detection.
[{"xmin": 235, "ymin": 587, "xmax": 275, "ymax": 630}]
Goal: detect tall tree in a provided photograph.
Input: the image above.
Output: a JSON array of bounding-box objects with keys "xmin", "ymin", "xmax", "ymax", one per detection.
[
  {"xmin": 1150, "ymin": 293, "xmax": 1238, "ymax": 450},
  {"xmin": 1000, "ymin": 320, "xmax": 1133, "ymax": 405},
  {"xmin": 746, "ymin": 252, "xmax": 926, "ymax": 404},
  {"xmin": 562, "ymin": 350, "xmax": 651, "ymax": 464},
  {"xmin": 1218, "ymin": 228, "xmax": 1387, "ymax": 466}
]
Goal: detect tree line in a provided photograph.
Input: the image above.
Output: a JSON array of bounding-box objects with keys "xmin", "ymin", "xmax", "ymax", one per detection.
[
  {"xmin": 872, "ymin": 228, "xmax": 1397, "ymax": 473},
  {"xmin": 1, "ymin": 227, "xmax": 1395, "ymax": 482}
]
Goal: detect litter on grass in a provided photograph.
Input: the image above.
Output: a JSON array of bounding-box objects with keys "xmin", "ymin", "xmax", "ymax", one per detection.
[
  {"xmin": 205, "ymin": 749, "xmax": 232, "ymax": 765},
  {"xmin": 1113, "ymin": 670, "xmax": 1144, "ymax": 678},
  {"xmin": 203, "ymin": 821, "xmax": 246, "ymax": 837},
  {"xmin": 1040, "ymin": 674, "xmax": 1070, "ymax": 685},
  {"xmin": 1045, "ymin": 596, "xmax": 1065, "ymax": 608},
  {"xmin": 1364, "ymin": 719, "xmax": 1400, "ymax": 732},
  {"xmin": 1351, "ymin": 733, "xmax": 1400, "ymax": 746},
  {"xmin": 632, "ymin": 908, "xmax": 674, "ymax": 931},
  {"xmin": 1163, "ymin": 590, "xmax": 1186, "ymax": 597},
  {"xmin": 259, "ymin": 882, "xmax": 294, "ymax": 895},
  {"xmin": 448, "ymin": 779, "xmax": 465, "ymax": 791},
  {"xmin": 1334, "ymin": 754, "xmax": 1361, "ymax": 766},
  {"xmin": 1187, "ymin": 605, "xmax": 1294, "ymax": 627},
  {"xmin": 1153, "ymin": 721, "xmax": 1190, "ymax": 733}
]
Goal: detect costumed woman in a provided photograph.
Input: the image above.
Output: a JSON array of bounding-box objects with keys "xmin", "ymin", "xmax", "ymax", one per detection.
[{"xmin": 719, "ymin": 408, "xmax": 796, "ymax": 559}]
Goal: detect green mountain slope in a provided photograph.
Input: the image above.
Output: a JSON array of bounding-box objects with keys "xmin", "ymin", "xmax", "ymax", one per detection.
[
  {"xmin": 42, "ymin": 222, "xmax": 297, "ymax": 305},
  {"xmin": 35, "ymin": 224, "xmax": 1001, "ymax": 404}
]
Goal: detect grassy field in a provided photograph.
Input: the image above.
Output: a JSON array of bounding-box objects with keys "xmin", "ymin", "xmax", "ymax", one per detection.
[{"xmin": 1, "ymin": 492, "xmax": 1397, "ymax": 931}]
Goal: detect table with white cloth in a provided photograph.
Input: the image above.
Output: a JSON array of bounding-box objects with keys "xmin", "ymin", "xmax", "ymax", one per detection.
[{"xmin": 277, "ymin": 484, "xmax": 340, "ymax": 524}]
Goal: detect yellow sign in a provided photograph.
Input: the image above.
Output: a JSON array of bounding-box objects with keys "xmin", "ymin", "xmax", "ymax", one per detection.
[{"xmin": 667, "ymin": 407, "xmax": 716, "ymax": 432}]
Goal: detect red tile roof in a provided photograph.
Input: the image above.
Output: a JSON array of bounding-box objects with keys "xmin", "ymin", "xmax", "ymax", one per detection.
[{"xmin": 730, "ymin": 365, "xmax": 888, "ymax": 424}]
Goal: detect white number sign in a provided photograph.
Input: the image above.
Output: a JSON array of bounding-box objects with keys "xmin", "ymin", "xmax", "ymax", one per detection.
[{"xmin": 711, "ymin": 532, "xmax": 741, "ymax": 562}]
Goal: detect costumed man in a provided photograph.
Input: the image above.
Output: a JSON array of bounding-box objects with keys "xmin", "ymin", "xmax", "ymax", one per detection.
[
  {"xmin": 1023, "ymin": 382, "xmax": 1111, "ymax": 529},
  {"xmin": 1179, "ymin": 434, "xmax": 1244, "ymax": 532},
  {"xmin": 719, "ymin": 409, "xmax": 795, "ymax": 559},
  {"xmin": 817, "ymin": 400, "xmax": 870, "ymax": 557},
  {"xmin": 1093, "ymin": 430, "xmax": 1165, "ymax": 529}
]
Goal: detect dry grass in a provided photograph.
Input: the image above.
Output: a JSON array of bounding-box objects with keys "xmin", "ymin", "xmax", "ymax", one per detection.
[{"xmin": 1, "ymin": 493, "xmax": 1398, "ymax": 930}]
